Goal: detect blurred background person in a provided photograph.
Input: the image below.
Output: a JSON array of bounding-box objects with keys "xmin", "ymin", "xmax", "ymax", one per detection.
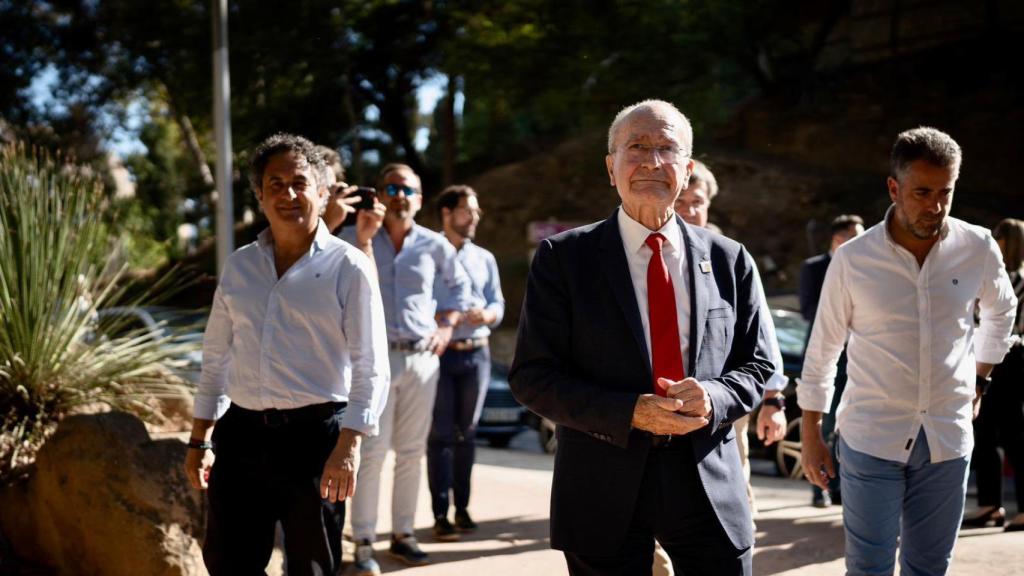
[
  {"xmin": 428, "ymin": 185, "xmax": 505, "ymax": 541},
  {"xmin": 963, "ymin": 217, "xmax": 1024, "ymax": 531},
  {"xmin": 673, "ymin": 159, "xmax": 722, "ymax": 234},
  {"xmin": 798, "ymin": 214, "xmax": 864, "ymax": 507},
  {"xmin": 673, "ymin": 159, "xmax": 788, "ymax": 520}
]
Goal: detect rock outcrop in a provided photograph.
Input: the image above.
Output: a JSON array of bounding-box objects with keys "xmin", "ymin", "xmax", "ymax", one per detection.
[{"xmin": 0, "ymin": 412, "xmax": 205, "ymax": 575}]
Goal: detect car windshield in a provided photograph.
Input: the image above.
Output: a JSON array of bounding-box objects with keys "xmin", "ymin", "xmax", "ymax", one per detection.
[
  {"xmin": 149, "ymin": 308, "xmax": 208, "ymax": 336},
  {"xmin": 771, "ymin": 310, "xmax": 808, "ymax": 358}
]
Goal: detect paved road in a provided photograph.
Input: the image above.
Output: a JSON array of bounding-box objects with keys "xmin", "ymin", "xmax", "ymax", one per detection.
[{"xmin": 316, "ymin": 430, "xmax": 1023, "ymax": 575}]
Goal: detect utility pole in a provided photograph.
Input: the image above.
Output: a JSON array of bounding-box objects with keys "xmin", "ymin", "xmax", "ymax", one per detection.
[{"xmin": 212, "ymin": 0, "xmax": 233, "ymax": 274}]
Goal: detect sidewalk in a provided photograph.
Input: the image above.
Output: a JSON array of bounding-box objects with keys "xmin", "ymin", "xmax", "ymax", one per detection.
[{"xmin": 320, "ymin": 430, "xmax": 1023, "ymax": 575}]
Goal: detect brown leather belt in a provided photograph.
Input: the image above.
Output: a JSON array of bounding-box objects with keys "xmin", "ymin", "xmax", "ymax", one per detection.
[{"xmin": 448, "ymin": 337, "xmax": 489, "ymax": 351}]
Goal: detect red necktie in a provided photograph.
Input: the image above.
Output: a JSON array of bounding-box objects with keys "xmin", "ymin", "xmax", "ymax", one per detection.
[{"xmin": 645, "ymin": 233, "xmax": 684, "ymax": 396}]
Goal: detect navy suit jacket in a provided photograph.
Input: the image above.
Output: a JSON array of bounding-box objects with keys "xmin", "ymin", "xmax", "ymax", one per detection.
[
  {"xmin": 799, "ymin": 253, "xmax": 831, "ymax": 325},
  {"xmin": 509, "ymin": 209, "xmax": 774, "ymax": 554}
]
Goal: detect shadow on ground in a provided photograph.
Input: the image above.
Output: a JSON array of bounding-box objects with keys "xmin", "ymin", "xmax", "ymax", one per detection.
[
  {"xmin": 367, "ymin": 515, "xmax": 551, "ymax": 573},
  {"xmin": 752, "ymin": 511, "xmax": 845, "ymax": 574}
]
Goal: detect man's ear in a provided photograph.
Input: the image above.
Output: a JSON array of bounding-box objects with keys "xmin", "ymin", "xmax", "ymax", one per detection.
[
  {"xmin": 605, "ymin": 154, "xmax": 615, "ymax": 186},
  {"xmin": 886, "ymin": 176, "xmax": 899, "ymax": 203}
]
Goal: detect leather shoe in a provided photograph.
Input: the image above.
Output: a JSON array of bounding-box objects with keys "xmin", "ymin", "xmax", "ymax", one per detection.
[
  {"xmin": 812, "ymin": 491, "xmax": 832, "ymax": 508},
  {"xmin": 961, "ymin": 506, "xmax": 1005, "ymax": 528}
]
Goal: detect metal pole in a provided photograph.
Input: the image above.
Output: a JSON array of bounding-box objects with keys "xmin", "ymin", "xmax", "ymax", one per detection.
[{"xmin": 212, "ymin": 0, "xmax": 233, "ymax": 274}]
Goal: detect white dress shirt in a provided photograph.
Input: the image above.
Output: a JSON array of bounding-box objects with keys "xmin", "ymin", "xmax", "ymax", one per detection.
[
  {"xmin": 194, "ymin": 221, "xmax": 390, "ymax": 437},
  {"xmin": 798, "ymin": 208, "xmax": 1017, "ymax": 463},
  {"xmin": 618, "ymin": 208, "xmax": 691, "ymax": 373},
  {"xmin": 617, "ymin": 209, "xmax": 786, "ymax": 390}
]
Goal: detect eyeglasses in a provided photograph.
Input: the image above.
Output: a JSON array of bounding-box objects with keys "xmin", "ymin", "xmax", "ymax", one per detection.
[
  {"xmin": 384, "ymin": 183, "xmax": 419, "ymax": 197},
  {"xmin": 620, "ymin": 143, "xmax": 686, "ymax": 164}
]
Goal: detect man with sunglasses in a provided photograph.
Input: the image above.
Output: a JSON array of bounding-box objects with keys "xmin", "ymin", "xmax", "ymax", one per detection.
[{"xmin": 340, "ymin": 163, "xmax": 470, "ymax": 575}]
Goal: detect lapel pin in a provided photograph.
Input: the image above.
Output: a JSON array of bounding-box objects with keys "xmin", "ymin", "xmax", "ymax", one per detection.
[{"xmin": 699, "ymin": 260, "xmax": 712, "ymax": 274}]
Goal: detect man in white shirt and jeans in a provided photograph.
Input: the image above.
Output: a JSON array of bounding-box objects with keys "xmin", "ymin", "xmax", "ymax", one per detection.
[
  {"xmin": 183, "ymin": 134, "xmax": 390, "ymax": 575},
  {"xmin": 799, "ymin": 127, "xmax": 1017, "ymax": 575}
]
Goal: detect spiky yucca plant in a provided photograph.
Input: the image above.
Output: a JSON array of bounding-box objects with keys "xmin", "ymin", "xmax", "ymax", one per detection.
[{"xmin": 0, "ymin": 144, "xmax": 196, "ymax": 479}]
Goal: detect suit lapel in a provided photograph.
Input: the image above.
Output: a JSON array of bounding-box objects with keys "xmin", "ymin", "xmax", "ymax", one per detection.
[
  {"xmin": 599, "ymin": 209, "xmax": 652, "ymax": 376},
  {"xmin": 680, "ymin": 217, "xmax": 711, "ymax": 373}
]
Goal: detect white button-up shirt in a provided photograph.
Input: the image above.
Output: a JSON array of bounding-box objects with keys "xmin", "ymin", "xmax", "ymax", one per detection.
[
  {"xmin": 194, "ymin": 221, "xmax": 390, "ymax": 436},
  {"xmin": 618, "ymin": 208, "xmax": 691, "ymax": 373},
  {"xmin": 616, "ymin": 209, "xmax": 786, "ymax": 389},
  {"xmin": 798, "ymin": 209, "xmax": 1017, "ymax": 463}
]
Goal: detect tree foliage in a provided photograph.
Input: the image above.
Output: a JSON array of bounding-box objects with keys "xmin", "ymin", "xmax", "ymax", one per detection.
[{"xmin": 1, "ymin": 0, "xmax": 866, "ymax": 254}]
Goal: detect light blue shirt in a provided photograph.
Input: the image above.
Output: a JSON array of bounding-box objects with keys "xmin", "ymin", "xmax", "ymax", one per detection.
[
  {"xmin": 342, "ymin": 223, "xmax": 471, "ymax": 343},
  {"xmin": 452, "ymin": 240, "xmax": 505, "ymax": 340},
  {"xmin": 195, "ymin": 221, "xmax": 390, "ymax": 436}
]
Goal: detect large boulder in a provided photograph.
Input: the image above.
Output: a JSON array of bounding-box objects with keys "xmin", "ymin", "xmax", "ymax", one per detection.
[{"xmin": 0, "ymin": 411, "xmax": 205, "ymax": 575}]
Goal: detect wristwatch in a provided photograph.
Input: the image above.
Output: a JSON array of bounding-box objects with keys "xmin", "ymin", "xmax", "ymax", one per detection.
[
  {"xmin": 762, "ymin": 396, "xmax": 786, "ymax": 410},
  {"xmin": 976, "ymin": 374, "xmax": 992, "ymax": 396},
  {"xmin": 187, "ymin": 438, "xmax": 213, "ymax": 450}
]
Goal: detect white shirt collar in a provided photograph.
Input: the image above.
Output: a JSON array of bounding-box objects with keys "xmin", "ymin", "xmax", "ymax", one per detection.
[
  {"xmin": 257, "ymin": 219, "xmax": 332, "ymax": 256},
  {"xmin": 617, "ymin": 206, "xmax": 682, "ymax": 256},
  {"xmin": 882, "ymin": 204, "xmax": 950, "ymax": 250}
]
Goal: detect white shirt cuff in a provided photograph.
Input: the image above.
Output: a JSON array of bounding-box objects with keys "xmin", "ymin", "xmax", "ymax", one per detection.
[
  {"xmin": 796, "ymin": 378, "xmax": 835, "ymax": 413},
  {"xmin": 193, "ymin": 394, "xmax": 232, "ymax": 421}
]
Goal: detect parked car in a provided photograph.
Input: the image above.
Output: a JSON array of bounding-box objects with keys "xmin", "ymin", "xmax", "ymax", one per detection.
[
  {"xmin": 95, "ymin": 306, "xmax": 208, "ymax": 384},
  {"xmin": 476, "ymin": 362, "xmax": 531, "ymax": 447},
  {"xmin": 747, "ymin": 307, "xmax": 809, "ymax": 478},
  {"xmin": 531, "ymin": 306, "xmax": 812, "ymax": 467}
]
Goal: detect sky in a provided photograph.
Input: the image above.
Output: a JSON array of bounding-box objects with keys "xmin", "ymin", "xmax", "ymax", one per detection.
[{"xmin": 27, "ymin": 63, "xmax": 462, "ymax": 159}]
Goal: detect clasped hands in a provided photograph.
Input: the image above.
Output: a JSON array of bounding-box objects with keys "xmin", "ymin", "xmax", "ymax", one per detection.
[{"xmin": 631, "ymin": 377, "xmax": 712, "ymax": 436}]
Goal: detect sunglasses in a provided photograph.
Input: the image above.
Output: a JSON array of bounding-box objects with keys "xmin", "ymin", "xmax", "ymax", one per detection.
[{"xmin": 384, "ymin": 183, "xmax": 419, "ymax": 197}]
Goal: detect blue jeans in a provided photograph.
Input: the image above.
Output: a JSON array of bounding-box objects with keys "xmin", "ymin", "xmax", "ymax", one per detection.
[
  {"xmin": 839, "ymin": 429, "xmax": 969, "ymax": 576},
  {"xmin": 427, "ymin": 346, "xmax": 490, "ymax": 518}
]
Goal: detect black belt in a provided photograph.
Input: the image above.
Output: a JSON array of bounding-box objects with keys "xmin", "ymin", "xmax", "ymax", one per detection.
[
  {"xmin": 648, "ymin": 433, "xmax": 692, "ymax": 450},
  {"xmin": 229, "ymin": 401, "xmax": 346, "ymax": 428},
  {"xmin": 389, "ymin": 339, "xmax": 429, "ymax": 352}
]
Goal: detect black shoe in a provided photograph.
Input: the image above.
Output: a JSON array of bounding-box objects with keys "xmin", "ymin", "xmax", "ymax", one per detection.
[
  {"xmin": 454, "ymin": 510, "xmax": 478, "ymax": 532},
  {"xmin": 831, "ymin": 491, "xmax": 841, "ymax": 506},
  {"xmin": 389, "ymin": 534, "xmax": 430, "ymax": 566},
  {"xmin": 961, "ymin": 506, "xmax": 1006, "ymax": 528},
  {"xmin": 433, "ymin": 516, "xmax": 460, "ymax": 542},
  {"xmin": 812, "ymin": 491, "xmax": 832, "ymax": 508}
]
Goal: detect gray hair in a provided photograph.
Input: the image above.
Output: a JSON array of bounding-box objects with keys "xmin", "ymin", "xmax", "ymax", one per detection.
[
  {"xmin": 890, "ymin": 127, "xmax": 962, "ymax": 179},
  {"xmin": 690, "ymin": 159, "xmax": 718, "ymax": 200},
  {"xmin": 607, "ymin": 99, "xmax": 693, "ymax": 157},
  {"xmin": 248, "ymin": 133, "xmax": 325, "ymax": 192}
]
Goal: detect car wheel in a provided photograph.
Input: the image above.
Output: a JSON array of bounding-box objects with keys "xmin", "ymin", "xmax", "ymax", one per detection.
[
  {"xmin": 487, "ymin": 434, "xmax": 513, "ymax": 448},
  {"xmin": 776, "ymin": 418, "xmax": 803, "ymax": 479},
  {"xmin": 538, "ymin": 418, "xmax": 557, "ymax": 454}
]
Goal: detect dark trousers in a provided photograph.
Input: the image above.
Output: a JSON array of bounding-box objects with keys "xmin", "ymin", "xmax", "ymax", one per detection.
[
  {"xmin": 203, "ymin": 402, "xmax": 346, "ymax": 576},
  {"xmin": 972, "ymin": 346, "xmax": 1024, "ymax": 511},
  {"xmin": 427, "ymin": 346, "xmax": 490, "ymax": 518},
  {"xmin": 564, "ymin": 438, "xmax": 751, "ymax": 576}
]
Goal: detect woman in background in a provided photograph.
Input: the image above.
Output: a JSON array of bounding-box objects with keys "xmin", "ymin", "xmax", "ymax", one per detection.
[{"xmin": 963, "ymin": 218, "xmax": 1024, "ymax": 531}]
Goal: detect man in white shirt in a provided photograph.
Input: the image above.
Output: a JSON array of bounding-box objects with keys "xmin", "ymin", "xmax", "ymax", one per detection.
[
  {"xmin": 798, "ymin": 127, "xmax": 1017, "ymax": 575},
  {"xmin": 182, "ymin": 134, "xmax": 390, "ymax": 575}
]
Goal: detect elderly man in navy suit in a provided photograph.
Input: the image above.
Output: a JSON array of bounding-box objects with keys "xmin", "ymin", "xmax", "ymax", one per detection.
[{"xmin": 510, "ymin": 100, "xmax": 774, "ymax": 575}]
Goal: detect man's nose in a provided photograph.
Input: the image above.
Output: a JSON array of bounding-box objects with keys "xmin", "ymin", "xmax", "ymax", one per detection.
[
  {"xmin": 286, "ymin": 186, "xmax": 299, "ymax": 199},
  {"xmin": 640, "ymin": 150, "xmax": 664, "ymax": 169}
]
